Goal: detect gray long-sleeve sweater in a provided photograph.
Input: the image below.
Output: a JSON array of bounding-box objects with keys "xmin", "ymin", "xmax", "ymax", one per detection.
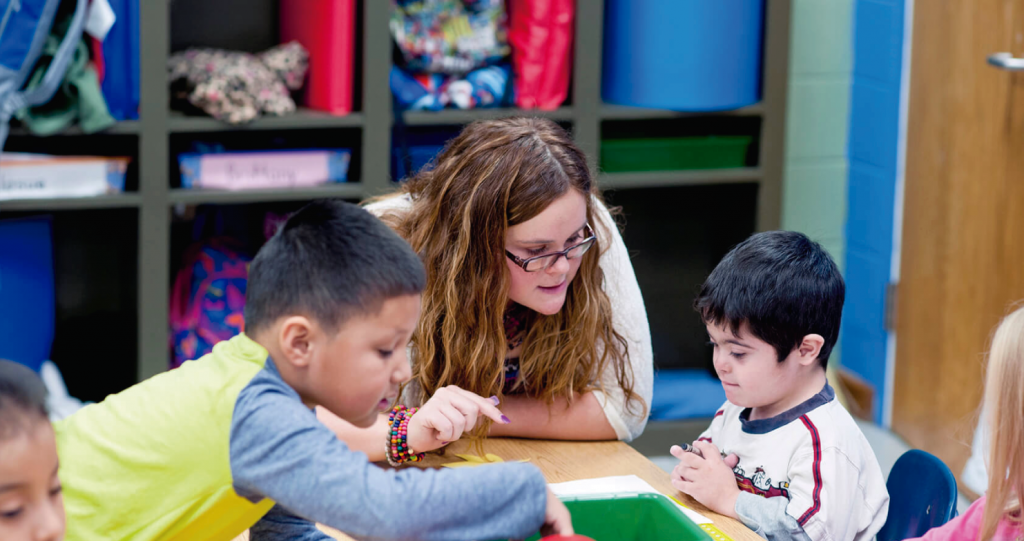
[{"xmin": 231, "ymin": 358, "xmax": 548, "ymax": 541}]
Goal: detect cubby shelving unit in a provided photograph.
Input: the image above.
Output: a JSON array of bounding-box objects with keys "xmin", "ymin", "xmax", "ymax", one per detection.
[{"xmin": 0, "ymin": 0, "xmax": 791, "ymax": 385}]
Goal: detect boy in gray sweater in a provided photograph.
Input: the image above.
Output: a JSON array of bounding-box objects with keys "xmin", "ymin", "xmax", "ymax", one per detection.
[{"xmin": 55, "ymin": 200, "xmax": 571, "ymax": 541}]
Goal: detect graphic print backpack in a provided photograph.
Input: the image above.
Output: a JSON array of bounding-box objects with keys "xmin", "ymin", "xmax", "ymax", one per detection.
[
  {"xmin": 169, "ymin": 239, "xmax": 252, "ymax": 369},
  {"xmin": 0, "ymin": 0, "xmax": 87, "ymax": 149}
]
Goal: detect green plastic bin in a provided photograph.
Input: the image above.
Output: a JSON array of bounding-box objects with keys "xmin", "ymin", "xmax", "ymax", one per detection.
[
  {"xmin": 509, "ymin": 493, "xmax": 713, "ymax": 541},
  {"xmin": 600, "ymin": 136, "xmax": 752, "ymax": 173}
]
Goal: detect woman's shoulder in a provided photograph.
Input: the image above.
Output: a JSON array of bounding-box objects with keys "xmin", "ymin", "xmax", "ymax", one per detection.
[
  {"xmin": 363, "ymin": 193, "xmax": 413, "ymax": 218},
  {"xmin": 589, "ymin": 194, "xmax": 619, "ymax": 243},
  {"xmin": 590, "ymin": 193, "xmax": 612, "ymax": 214}
]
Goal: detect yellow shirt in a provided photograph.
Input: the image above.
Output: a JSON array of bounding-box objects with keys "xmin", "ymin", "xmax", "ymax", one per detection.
[{"xmin": 55, "ymin": 335, "xmax": 276, "ymax": 541}]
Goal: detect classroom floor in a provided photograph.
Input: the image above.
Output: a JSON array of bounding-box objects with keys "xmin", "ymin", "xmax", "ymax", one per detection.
[{"xmin": 635, "ymin": 419, "xmax": 973, "ymax": 515}]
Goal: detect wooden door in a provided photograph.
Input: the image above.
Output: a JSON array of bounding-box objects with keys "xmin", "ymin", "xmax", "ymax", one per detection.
[{"xmin": 894, "ymin": 1, "xmax": 1024, "ymax": 487}]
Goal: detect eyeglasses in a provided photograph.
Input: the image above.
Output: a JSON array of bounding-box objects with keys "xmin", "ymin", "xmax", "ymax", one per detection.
[{"xmin": 505, "ymin": 226, "xmax": 597, "ymax": 272}]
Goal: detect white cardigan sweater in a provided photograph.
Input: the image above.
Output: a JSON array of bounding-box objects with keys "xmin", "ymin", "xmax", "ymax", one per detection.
[{"xmin": 364, "ymin": 194, "xmax": 653, "ymax": 441}]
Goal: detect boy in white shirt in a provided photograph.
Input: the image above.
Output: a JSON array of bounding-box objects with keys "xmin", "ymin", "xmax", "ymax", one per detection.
[{"xmin": 670, "ymin": 231, "xmax": 889, "ymax": 541}]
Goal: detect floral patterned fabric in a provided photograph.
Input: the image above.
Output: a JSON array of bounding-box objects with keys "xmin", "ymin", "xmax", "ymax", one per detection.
[{"xmin": 168, "ymin": 42, "xmax": 309, "ymax": 125}]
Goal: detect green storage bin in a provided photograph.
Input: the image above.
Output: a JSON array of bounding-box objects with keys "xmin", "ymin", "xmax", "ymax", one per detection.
[
  {"xmin": 600, "ymin": 136, "xmax": 752, "ymax": 173},
  {"xmin": 509, "ymin": 493, "xmax": 713, "ymax": 541}
]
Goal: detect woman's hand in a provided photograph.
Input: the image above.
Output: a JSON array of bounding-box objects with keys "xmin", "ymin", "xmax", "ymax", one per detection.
[{"xmin": 406, "ymin": 386, "xmax": 510, "ymax": 452}]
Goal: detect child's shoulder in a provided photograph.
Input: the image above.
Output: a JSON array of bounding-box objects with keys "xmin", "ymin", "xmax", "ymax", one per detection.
[
  {"xmin": 715, "ymin": 391, "xmax": 870, "ymax": 452},
  {"xmin": 802, "ymin": 397, "xmax": 880, "ymax": 467},
  {"xmin": 807, "ymin": 397, "xmax": 866, "ymax": 441},
  {"xmin": 58, "ymin": 335, "xmax": 268, "ymax": 437}
]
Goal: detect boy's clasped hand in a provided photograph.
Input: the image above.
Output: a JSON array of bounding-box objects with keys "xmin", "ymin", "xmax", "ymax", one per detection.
[{"xmin": 669, "ymin": 442, "xmax": 741, "ymax": 518}]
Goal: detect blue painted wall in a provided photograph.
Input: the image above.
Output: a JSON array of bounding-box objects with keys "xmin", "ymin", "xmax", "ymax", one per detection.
[{"xmin": 842, "ymin": 0, "xmax": 906, "ymax": 424}]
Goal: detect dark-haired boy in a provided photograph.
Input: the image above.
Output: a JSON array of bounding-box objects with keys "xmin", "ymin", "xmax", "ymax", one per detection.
[
  {"xmin": 0, "ymin": 360, "xmax": 65, "ymax": 541},
  {"xmin": 54, "ymin": 200, "xmax": 571, "ymax": 541},
  {"xmin": 670, "ymin": 231, "xmax": 888, "ymax": 541}
]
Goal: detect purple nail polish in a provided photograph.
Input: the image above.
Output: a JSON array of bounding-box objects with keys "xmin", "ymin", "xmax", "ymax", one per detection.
[
  {"xmin": 489, "ymin": 395, "xmax": 500, "ymax": 405},
  {"xmin": 441, "ymin": 441, "xmax": 449, "ymax": 445},
  {"xmin": 501, "ymin": 415, "xmax": 511, "ymax": 424}
]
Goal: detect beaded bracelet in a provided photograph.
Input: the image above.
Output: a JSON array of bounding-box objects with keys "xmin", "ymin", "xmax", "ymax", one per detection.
[{"xmin": 385, "ymin": 405, "xmax": 425, "ymax": 467}]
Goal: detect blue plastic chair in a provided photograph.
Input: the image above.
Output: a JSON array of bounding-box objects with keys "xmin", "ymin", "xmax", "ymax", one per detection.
[
  {"xmin": 877, "ymin": 449, "xmax": 959, "ymax": 541},
  {"xmin": 650, "ymin": 369, "xmax": 727, "ymax": 421}
]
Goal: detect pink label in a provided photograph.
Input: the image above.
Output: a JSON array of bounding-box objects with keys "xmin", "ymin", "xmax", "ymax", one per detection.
[{"xmin": 196, "ymin": 152, "xmax": 332, "ymax": 190}]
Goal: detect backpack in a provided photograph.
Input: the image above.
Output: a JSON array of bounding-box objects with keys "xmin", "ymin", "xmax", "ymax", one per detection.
[
  {"xmin": 169, "ymin": 239, "xmax": 251, "ymax": 369},
  {"xmin": 0, "ymin": 0, "xmax": 88, "ymax": 150}
]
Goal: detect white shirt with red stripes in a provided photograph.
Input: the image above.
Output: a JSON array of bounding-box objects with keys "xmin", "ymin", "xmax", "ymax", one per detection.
[{"xmin": 697, "ymin": 383, "xmax": 889, "ymax": 541}]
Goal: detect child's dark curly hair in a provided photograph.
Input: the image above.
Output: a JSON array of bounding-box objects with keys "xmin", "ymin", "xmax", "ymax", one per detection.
[{"xmin": 0, "ymin": 360, "xmax": 49, "ymax": 440}]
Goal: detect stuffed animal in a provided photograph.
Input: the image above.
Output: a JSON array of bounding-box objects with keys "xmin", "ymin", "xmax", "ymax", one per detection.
[{"xmin": 168, "ymin": 42, "xmax": 309, "ymax": 124}]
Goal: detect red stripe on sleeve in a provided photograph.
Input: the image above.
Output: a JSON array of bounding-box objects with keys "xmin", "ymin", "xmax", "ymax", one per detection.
[{"xmin": 797, "ymin": 415, "xmax": 823, "ymax": 526}]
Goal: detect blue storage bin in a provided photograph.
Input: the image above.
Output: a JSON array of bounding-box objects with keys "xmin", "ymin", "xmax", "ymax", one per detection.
[
  {"xmin": 602, "ymin": 0, "xmax": 764, "ymax": 111},
  {"xmin": 0, "ymin": 217, "xmax": 55, "ymax": 373}
]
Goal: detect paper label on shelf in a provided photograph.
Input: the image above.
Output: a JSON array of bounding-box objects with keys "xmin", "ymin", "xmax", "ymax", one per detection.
[
  {"xmin": 0, "ymin": 155, "xmax": 124, "ymax": 200},
  {"xmin": 180, "ymin": 150, "xmax": 351, "ymax": 191}
]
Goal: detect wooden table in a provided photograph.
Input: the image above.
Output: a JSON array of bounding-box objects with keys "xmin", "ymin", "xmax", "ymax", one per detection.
[{"xmin": 310, "ymin": 439, "xmax": 761, "ymax": 541}]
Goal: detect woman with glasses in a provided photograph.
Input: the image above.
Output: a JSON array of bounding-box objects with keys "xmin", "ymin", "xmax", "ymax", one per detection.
[{"xmin": 319, "ymin": 117, "xmax": 652, "ymax": 457}]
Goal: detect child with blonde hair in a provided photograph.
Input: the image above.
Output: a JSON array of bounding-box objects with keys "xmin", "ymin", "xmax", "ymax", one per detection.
[{"xmin": 910, "ymin": 305, "xmax": 1024, "ymax": 541}]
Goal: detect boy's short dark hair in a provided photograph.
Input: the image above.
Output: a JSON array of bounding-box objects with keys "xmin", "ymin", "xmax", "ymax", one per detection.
[
  {"xmin": 244, "ymin": 200, "xmax": 426, "ymax": 335},
  {"xmin": 0, "ymin": 360, "xmax": 49, "ymax": 440},
  {"xmin": 695, "ymin": 231, "xmax": 844, "ymax": 368}
]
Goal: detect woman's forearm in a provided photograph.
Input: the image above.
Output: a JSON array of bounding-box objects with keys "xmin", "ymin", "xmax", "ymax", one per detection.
[
  {"xmin": 316, "ymin": 406, "xmax": 389, "ymax": 462},
  {"xmin": 319, "ymin": 391, "xmax": 617, "ymax": 457},
  {"xmin": 488, "ymin": 392, "xmax": 617, "ymax": 440}
]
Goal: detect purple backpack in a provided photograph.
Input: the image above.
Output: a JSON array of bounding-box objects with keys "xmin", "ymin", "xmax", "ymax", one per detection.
[{"xmin": 169, "ymin": 239, "xmax": 251, "ymax": 369}]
